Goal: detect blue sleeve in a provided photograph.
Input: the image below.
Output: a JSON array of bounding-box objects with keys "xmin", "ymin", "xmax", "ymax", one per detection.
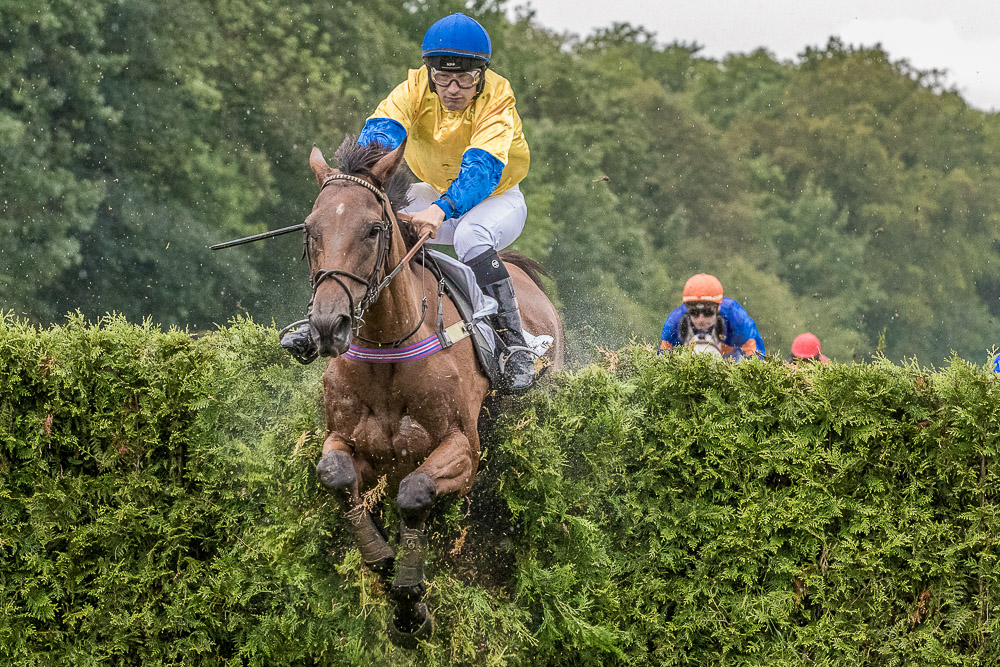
[
  {"xmin": 358, "ymin": 117, "xmax": 407, "ymax": 150},
  {"xmin": 433, "ymin": 148, "xmax": 504, "ymax": 219},
  {"xmin": 719, "ymin": 299, "xmax": 765, "ymax": 355},
  {"xmin": 993, "ymin": 352, "xmax": 1000, "ymax": 373},
  {"xmin": 659, "ymin": 306, "xmax": 687, "ymax": 352}
]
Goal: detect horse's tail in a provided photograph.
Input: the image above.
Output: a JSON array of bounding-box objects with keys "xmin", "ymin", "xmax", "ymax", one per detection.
[{"xmin": 500, "ymin": 250, "xmax": 550, "ymax": 292}]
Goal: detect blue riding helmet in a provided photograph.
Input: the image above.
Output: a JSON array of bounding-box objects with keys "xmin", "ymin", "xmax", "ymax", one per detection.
[{"xmin": 421, "ymin": 13, "xmax": 491, "ymax": 64}]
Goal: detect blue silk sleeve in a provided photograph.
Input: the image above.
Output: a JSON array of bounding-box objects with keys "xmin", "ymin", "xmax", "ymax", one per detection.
[
  {"xmin": 358, "ymin": 117, "xmax": 407, "ymax": 150},
  {"xmin": 659, "ymin": 306, "xmax": 687, "ymax": 351},
  {"xmin": 432, "ymin": 148, "xmax": 504, "ymax": 219},
  {"xmin": 720, "ymin": 299, "xmax": 766, "ymax": 355}
]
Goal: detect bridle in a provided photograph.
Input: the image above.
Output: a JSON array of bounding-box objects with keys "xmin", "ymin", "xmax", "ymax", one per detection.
[{"xmin": 303, "ymin": 173, "xmax": 428, "ymax": 347}]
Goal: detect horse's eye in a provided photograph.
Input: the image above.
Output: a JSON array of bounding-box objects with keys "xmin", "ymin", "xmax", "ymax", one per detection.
[{"xmin": 368, "ymin": 224, "xmax": 382, "ymax": 238}]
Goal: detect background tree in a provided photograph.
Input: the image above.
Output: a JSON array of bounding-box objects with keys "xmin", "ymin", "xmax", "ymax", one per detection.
[{"xmin": 2, "ymin": 1, "xmax": 997, "ymax": 364}]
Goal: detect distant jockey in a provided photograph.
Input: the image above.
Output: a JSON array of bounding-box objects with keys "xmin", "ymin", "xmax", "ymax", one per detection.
[
  {"xmin": 993, "ymin": 351, "xmax": 999, "ymax": 373},
  {"xmin": 659, "ymin": 273, "xmax": 765, "ymax": 358},
  {"xmin": 281, "ymin": 13, "xmax": 538, "ymax": 393},
  {"xmin": 787, "ymin": 332, "xmax": 830, "ymax": 364}
]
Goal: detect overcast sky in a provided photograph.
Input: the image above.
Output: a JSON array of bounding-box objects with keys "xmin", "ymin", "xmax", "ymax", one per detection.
[{"xmin": 514, "ymin": 0, "xmax": 1000, "ymax": 112}]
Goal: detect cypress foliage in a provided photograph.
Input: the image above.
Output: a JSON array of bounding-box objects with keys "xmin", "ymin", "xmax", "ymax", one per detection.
[
  {"xmin": 1, "ymin": 317, "xmax": 997, "ymax": 664},
  {"xmin": 498, "ymin": 347, "xmax": 1000, "ymax": 665}
]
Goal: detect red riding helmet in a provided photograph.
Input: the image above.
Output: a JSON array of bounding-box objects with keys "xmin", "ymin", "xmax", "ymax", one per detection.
[{"xmin": 791, "ymin": 332, "xmax": 829, "ymax": 363}]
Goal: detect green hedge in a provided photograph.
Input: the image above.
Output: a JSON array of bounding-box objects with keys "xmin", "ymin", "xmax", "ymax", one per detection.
[{"xmin": 1, "ymin": 315, "xmax": 998, "ymax": 665}]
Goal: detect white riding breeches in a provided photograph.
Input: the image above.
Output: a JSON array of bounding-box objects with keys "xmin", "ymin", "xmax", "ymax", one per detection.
[{"xmin": 400, "ymin": 182, "xmax": 527, "ymax": 263}]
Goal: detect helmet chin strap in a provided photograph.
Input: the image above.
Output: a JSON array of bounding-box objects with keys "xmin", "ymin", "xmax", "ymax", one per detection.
[{"xmin": 472, "ymin": 64, "xmax": 486, "ymax": 97}]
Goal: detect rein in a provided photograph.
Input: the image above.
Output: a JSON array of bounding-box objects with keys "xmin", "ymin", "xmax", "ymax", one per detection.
[{"xmin": 211, "ymin": 170, "xmax": 452, "ymax": 353}]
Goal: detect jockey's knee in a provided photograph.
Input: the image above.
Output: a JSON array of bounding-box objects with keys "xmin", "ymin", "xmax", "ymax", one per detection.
[
  {"xmin": 397, "ymin": 472, "xmax": 437, "ymax": 525},
  {"xmin": 401, "ymin": 182, "xmax": 439, "ymax": 213},
  {"xmin": 454, "ymin": 225, "xmax": 498, "ymax": 262}
]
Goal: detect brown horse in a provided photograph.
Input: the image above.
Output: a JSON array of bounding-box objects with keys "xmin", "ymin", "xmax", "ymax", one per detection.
[{"xmin": 303, "ymin": 137, "xmax": 563, "ymax": 647}]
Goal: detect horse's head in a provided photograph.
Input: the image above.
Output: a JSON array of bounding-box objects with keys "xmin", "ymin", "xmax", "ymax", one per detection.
[
  {"xmin": 688, "ymin": 332, "xmax": 723, "ymax": 357},
  {"xmin": 304, "ymin": 138, "xmax": 408, "ymax": 357}
]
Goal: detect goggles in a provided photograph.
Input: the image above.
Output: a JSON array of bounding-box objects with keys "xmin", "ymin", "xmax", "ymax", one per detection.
[
  {"xmin": 430, "ymin": 67, "xmax": 480, "ymax": 90},
  {"xmin": 687, "ymin": 304, "xmax": 718, "ymax": 318}
]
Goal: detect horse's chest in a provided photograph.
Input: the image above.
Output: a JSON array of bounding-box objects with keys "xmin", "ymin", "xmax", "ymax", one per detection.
[
  {"xmin": 353, "ymin": 412, "xmax": 436, "ymax": 471},
  {"xmin": 326, "ymin": 363, "xmax": 477, "ymax": 463},
  {"xmin": 352, "ymin": 388, "xmax": 456, "ymax": 454}
]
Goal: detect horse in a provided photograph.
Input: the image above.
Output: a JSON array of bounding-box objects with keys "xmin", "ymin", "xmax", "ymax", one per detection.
[
  {"xmin": 687, "ymin": 331, "xmax": 724, "ymax": 357},
  {"xmin": 302, "ymin": 136, "xmax": 564, "ymax": 647}
]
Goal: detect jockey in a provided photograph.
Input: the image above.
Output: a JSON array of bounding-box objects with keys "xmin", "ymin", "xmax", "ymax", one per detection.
[
  {"xmin": 787, "ymin": 332, "xmax": 830, "ymax": 364},
  {"xmin": 282, "ymin": 13, "xmax": 537, "ymax": 393},
  {"xmin": 659, "ymin": 273, "xmax": 765, "ymax": 358},
  {"xmin": 993, "ymin": 351, "xmax": 999, "ymax": 373}
]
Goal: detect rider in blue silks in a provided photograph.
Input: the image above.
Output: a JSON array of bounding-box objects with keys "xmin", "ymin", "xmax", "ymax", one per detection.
[
  {"xmin": 993, "ymin": 351, "xmax": 999, "ymax": 373},
  {"xmin": 659, "ymin": 273, "xmax": 765, "ymax": 358}
]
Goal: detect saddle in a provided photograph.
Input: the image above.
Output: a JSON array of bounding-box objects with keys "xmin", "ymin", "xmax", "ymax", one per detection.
[{"xmin": 415, "ymin": 250, "xmax": 503, "ymax": 389}]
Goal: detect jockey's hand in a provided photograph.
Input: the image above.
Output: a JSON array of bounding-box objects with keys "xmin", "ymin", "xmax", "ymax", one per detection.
[{"xmin": 409, "ymin": 204, "xmax": 447, "ymax": 239}]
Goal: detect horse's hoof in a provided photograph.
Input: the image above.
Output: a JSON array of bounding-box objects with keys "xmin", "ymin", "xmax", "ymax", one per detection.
[
  {"xmin": 388, "ymin": 603, "xmax": 433, "ymax": 649},
  {"xmin": 316, "ymin": 450, "xmax": 356, "ymax": 490}
]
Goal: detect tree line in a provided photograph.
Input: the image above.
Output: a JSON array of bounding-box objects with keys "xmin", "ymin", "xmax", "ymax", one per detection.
[{"xmin": 2, "ymin": 0, "xmax": 998, "ymax": 364}]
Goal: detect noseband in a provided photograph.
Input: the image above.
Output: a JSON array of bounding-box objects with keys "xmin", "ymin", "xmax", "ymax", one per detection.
[{"xmin": 304, "ymin": 174, "xmax": 428, "ymax": 346}]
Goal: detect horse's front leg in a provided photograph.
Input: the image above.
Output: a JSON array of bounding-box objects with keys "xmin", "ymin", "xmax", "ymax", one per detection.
[
  {"xmin": 389, "ymin": 429, "xmax": 477, "ymax": 647},
  {"xmin": 316, "ymin": 435, "xmax": 394, "ymax": 575}
]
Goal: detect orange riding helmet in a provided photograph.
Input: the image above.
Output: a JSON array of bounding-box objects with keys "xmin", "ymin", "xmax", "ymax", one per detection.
[{"xmin": 682, "ymin": 273, "xmax": 724, "ymax": 304}]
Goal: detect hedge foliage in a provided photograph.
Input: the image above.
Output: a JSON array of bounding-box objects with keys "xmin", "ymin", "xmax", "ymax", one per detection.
[{"xmin": 1, "ymin": 315, "xmax": 998, "ymax": 665}]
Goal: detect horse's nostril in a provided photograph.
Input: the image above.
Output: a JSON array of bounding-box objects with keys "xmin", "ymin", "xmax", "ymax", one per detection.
[
  {"xmin": 330, "ymin": 314, "xmax": 352, "ymax": 340},
  {"xmin": 311, "ymin": 312, "xmax": 354, "ymax": 357}
]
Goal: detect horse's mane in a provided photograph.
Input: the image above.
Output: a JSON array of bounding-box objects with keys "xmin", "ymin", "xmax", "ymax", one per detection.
[{"xmin": 333, "ymin": 135, "xmax": 420, "ymax": 247}]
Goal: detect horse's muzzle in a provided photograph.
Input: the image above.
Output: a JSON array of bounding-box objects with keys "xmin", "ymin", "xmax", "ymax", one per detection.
[{"xmin": 311, "ymin": 312, "xmax": 353, "ymax": 357}]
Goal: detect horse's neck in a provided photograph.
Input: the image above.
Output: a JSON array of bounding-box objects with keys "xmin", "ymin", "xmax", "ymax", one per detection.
[{"xmin": 359, "ymin": 233, "xmax": 426, "ymax": 343}]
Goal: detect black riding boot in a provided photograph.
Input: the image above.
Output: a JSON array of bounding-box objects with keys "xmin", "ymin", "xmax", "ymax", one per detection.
[
  {"xmin": 279, "ymin": 320, "xmax": 318, "ymax": 364},
  {"xmin": 467, "ymin": 249, "xmax": 538, "ymax": 394},
  {"xmin": 485, "ymin": 277, "xmax": 537, "ymax": 394}
]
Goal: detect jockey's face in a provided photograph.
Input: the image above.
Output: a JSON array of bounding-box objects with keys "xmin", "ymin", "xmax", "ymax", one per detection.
[
  {"xmin": 687, "ymin": 301, "xmax": 718, "ymax": 331},
  {"xmin": 435, "ymin": 75, "xmax": 478, "ymax": 111}
]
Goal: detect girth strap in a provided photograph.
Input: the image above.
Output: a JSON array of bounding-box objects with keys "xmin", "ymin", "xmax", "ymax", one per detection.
[{"xmin": 343, "ymin": 321, "xmax": 471, "ymax": 363}]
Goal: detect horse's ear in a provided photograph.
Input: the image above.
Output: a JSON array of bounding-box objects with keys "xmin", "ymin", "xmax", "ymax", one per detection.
[
  {"xmin": 370, "ymin": 139, "xmax": 407, "ymax": 186},
  {"xmin": 310, "ymin": 145, "xmax": 336, "ymax": 187}
]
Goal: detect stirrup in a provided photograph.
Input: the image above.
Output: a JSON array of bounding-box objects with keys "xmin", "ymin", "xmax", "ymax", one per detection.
[
  {"xmin": 498, "ymin": 344, "xmax": 539, "ymax": 395},
  {"xmin": 498, "ymin": 344, "xmax": 539, "ymax": 375}
]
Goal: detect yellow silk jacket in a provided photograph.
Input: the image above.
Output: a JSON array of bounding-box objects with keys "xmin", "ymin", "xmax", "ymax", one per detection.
[{"xmin": 368, "ymin": 67, "xmax": 530, "ymax": 196}]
